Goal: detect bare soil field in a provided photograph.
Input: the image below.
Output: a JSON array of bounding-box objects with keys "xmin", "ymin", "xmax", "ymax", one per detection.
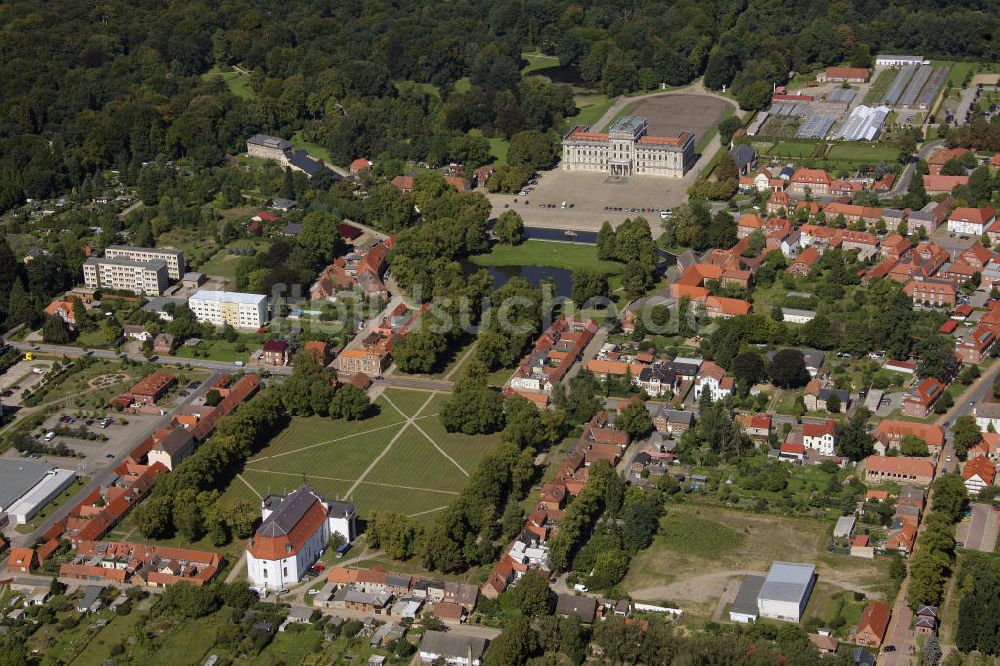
[{"xmin": 626, "ymin": 94, "xmax": 732, "ymax": 141}]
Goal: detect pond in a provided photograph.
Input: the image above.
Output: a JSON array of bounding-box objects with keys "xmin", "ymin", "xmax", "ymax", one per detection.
[{"xmin": 460, "ymin": 261, "xmax": 575, "ymax": 298}]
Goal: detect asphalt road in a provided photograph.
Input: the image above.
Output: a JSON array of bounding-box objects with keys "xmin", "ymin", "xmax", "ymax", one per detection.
[{"xmin": 881, "ymin": 139, "xmax": 944, "ymax": 200}]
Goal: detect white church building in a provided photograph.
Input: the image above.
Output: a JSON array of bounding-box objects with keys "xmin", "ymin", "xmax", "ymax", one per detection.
[{"xmin": 246, "ymin": 486, "xmax": 356, "ymax": 591}]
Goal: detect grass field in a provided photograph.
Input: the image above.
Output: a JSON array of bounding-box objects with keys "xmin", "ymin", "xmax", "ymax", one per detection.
[
  {"xmin": 622, "ymin": 504, "xmax": 892, "ymax": 619},
  {"xmin": 291, "ymin": 130, "xmax": 334, "ymax": 165},
  {"xmin": 864, "ymin": 69, "xmax": 897, "ymax": 104},
  {"xmin": 469, "ymin": 128, "xmax": 509, "ymax": 165},
  {"xmin": 222, "ymin": 389, "xmax": 502, "ymax": 527},
  {"xmin": 202, "ymin": 65, "xmax": 256, "ymax": 100},
  {"xmin": 468, "ymin": 240, "xmax": 624, "ymax": 274},
  {"xmin": 826, "ymin": 144, "xmax": 900, "ymax": 162},
  {"xmin": 171, "ymin": 340, "xmax": 252, "ymax": 363},
  {"xmin": 394, "ymin": 79, "xmax": 442, "ymax": 100},
  {"xmin": 570, "ymin": 93, "xmax": 615, "ymax": 127},
  {"xmin": 197, "ymin": 240, "xmax": 270, "ymax": 279},
  {"xmin": 521, "ymin": 52, "xmax": 561, "ymax": 75},
  {"xmin": 769, "ymin": 141, "xmax": 822, "ymax": 157}
]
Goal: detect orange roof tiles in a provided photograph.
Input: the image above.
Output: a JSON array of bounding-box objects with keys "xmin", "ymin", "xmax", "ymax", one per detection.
[
  {"xmin": 963, "ymin": 457, "xmax": 996, "ymax": 485},
  {"xmin": 865, "ymin": 455, "xmax": 935, "ymax": 478}
]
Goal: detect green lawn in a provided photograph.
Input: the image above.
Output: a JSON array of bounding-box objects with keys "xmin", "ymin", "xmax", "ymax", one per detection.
[
  {"xmin": 469, "ymin": 129, "xmax": 509, "ymax": 166},
  {"xmin": 453, "ymin": 76, "xmax": 471, "ymax": 92},
  {"xmin": 468, "ymin": 240, "xmax": 624, "ymax": 274},
  {"xmin": 394, "ymin": 79, "xmax": 442, "ymax": 99},
  {"xmin": 172, "ymin": 340, "xmax": 252, "ymax": 363},
  {"xmin": 521, "ymin": 51, "xmax": 561, "ymax": 75},
  {"xmin": 202, "ymin": 65, "xmax": 256, "ymax": 100},
  {"xmin": 769, "ymin": 141, "xmax": 822, "ymax": 157},
  {"xmin": 32, "ymin": 360, "xmax": 137, "ymax": 406},
  {"xmin": 382, "ymin": 388, "xmax": 435, "ymax": 418},
  {"xmin": 569, "ymin": 93, "xmax": 615, "ymax": 128},
  {"xmin": 656, "ymin": 511, "xmax": 746, "ymax": 558},
  {"xmin": 864, "ymin": 69, "xmax": 897, "ymax": 104},
  {"xmin": 198, "ymin": 239, "xmax": 270, "ymax": 278},
  {"xmin": 826, "ymin": 144, "xmax": 900, "ymax": 162},
  {"xmin": 291, "ymin": 130, "xmax": 334, "ymax": 165},
  {"xmin": 226, "ymin": 390, "xmax": 494, "ymax": 526}
]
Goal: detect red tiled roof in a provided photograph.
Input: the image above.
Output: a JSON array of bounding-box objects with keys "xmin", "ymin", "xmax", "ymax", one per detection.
[
  {"xmin": 855, "ymin": 601, "xmax": 892, "ymax": 643},
  {"xmin": 248, "ymin": 496, "xmax": 328, "ymax": 560},
  {"xmin": 825, "ymin": 67, "xmax": 869, "ymax": 80},
  {"xmin": 923, "ymin": 175, "xmax": 968, "ymax": 192},
  {"xmin": 963, "ymin": 457, "xmax": 996, "ymax": 484},
  {"xmin": 865, "ymin": 455, "xmax": 935, "ymax": 478}
]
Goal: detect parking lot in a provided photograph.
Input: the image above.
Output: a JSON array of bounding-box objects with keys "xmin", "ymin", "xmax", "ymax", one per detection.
[
  {"xmin": 487, "ymin": 168, "xmax": 693, "ymax": 231},
  {"xmin": 958, "ymin": 502, "xmax": 1000, "ymax": 552},
  {"xmin": 0, "ymin": 359, "xmax": 53, "ymax": 406},
  {"xmin": 12, "ymin": 410, "xmax": 166, "ymax": 472}
]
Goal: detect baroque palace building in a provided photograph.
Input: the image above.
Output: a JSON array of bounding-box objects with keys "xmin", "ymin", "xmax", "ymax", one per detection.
[{"xmin": 561, "ymin": 115, "xmax": 695, "ymax": 178}]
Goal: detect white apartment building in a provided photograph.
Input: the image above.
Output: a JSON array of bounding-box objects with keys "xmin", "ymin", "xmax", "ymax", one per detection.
[
  {"xmin": 188, "ymin": 290, "xmax": 268, "ymax": 329},
  {"xmin": 83, "ymin": 257, "xmax": 169, "ymax": 296},
  {"xmin": 103, "ymin": 245, "xmax": 185, "ymax": 280}
]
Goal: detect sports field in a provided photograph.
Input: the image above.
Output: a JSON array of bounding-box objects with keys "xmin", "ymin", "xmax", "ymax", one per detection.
[{"xmin": 227, "ymin": 388, "xmax": 503, "ymax": 526}]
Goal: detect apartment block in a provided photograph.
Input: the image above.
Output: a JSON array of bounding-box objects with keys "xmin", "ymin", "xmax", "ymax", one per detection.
[
  {"xmin": 103, "ymin": 245, "xmax": 185, "ymax": 280},
  {"xmin": 188, "ymin": 290, "xmax": 268, "ymax": 329},
  {"xmin": 83, "ymin": 256, "xmax": 169, "ymax": 296}
]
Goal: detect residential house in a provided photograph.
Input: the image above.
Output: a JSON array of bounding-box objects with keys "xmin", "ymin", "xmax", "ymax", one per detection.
[
  {"xmin": 879, "ymin": 233, "xmax": 910, "ymax": 261},
  {"xmin": 915, "ymin": 606, "xmax": 938, "ymax": 636},
  {"xmin": 803, "ymin": 420, "xmax": 837, "ymax": 456},
  {"xmin": 923, "ymin": 175, "xmax": 969, "ymax": 194},
  {"xmin": 863, "ymin": 456, "xmax": 935, "ymax": 486},
  {"xmin": 737, "ymin": 213, "xmax": 764, "ymax": 239},
  {"xmin": 927, "ymin": 147, "xmax": 971, "ymax": 175},
  {"xmin": 44, "ymin": 298, "xmax": 77, "ymax": 327},
  {"xmin": 904, "ymin": 278, "xmax": 957, "ymax": 308},
  {"xmin": 694, "ymin": 361, "xmax": 733, "ymax": 401},
  {"xmin": 902, "ymin": 377, "xmax": 945, "ymax": 418},
  {"xmin": 948, "ymin": 207, "xmax": 997, "ymax": 235},
  {"xmin": 788, "ymin": 247, "xmax": 820, "ymax": 276},
  {"xmin": 956, "ymin": 325, "xmax": 996, "ymax": 363},
  {"xmin": 852, "ymin": 602, "xmax": 891, "ymax": 648},
  {"xmin": 649, "ymin": 406, "xmax": 695, "ymax": 435},
  {"xmin": 304, "ymin": 340, "xmax": 333, "ymax": 366},
  {"xmin": 963, "ymin": 457, "xmax": 996, "ymax": 495},
  {"xmin": 122, "ymin": 325, "xmax": 150, "ymax": 342},
  {"xmin": 767, "ymin": 191, "xmax": 794, "ymax": 215},
  {"xmin": 789, "ymin": 168, "xmax": 831, "ymax": 197},
  {"xmin": 555, "ymin": 594, "xmax": 598, "ymax": 623},
  {"xmin": 418, "ymin": 631, "xmax": 488, "ymax": 666},
  {"xmin": 737, "ymin": 414, "xmax": 772, "ymax": 445},
  {"xmin": 873, "ymin": 421, "xmax": 945, "ymax": 455},
  {"xmin": 262, "ymin": 339, "xmax": 291, "ymax": 366},
  {"xmin": 732, "ymin": 144, "xmax": 757, "ymax": 175}
]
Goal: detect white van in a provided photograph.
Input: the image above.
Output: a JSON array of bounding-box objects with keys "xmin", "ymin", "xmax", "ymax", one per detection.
[{"xmin": 44, "ymin": 431, "xmax": 56, "ymax": 442}]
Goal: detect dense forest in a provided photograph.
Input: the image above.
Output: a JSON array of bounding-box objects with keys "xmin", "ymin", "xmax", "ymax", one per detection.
[{"xmin": 0, "ymin": 0, "xmax": 997, "ymax": 213}]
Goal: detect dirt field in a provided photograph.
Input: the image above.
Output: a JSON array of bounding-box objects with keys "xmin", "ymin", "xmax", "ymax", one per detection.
[
  {"xmin": 622, "ymin": 504, "xmax": 892, "ymax": 617},
  {"xmin": 625, "ymin": 94, "xmax": 732, "ymax": 141}
]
